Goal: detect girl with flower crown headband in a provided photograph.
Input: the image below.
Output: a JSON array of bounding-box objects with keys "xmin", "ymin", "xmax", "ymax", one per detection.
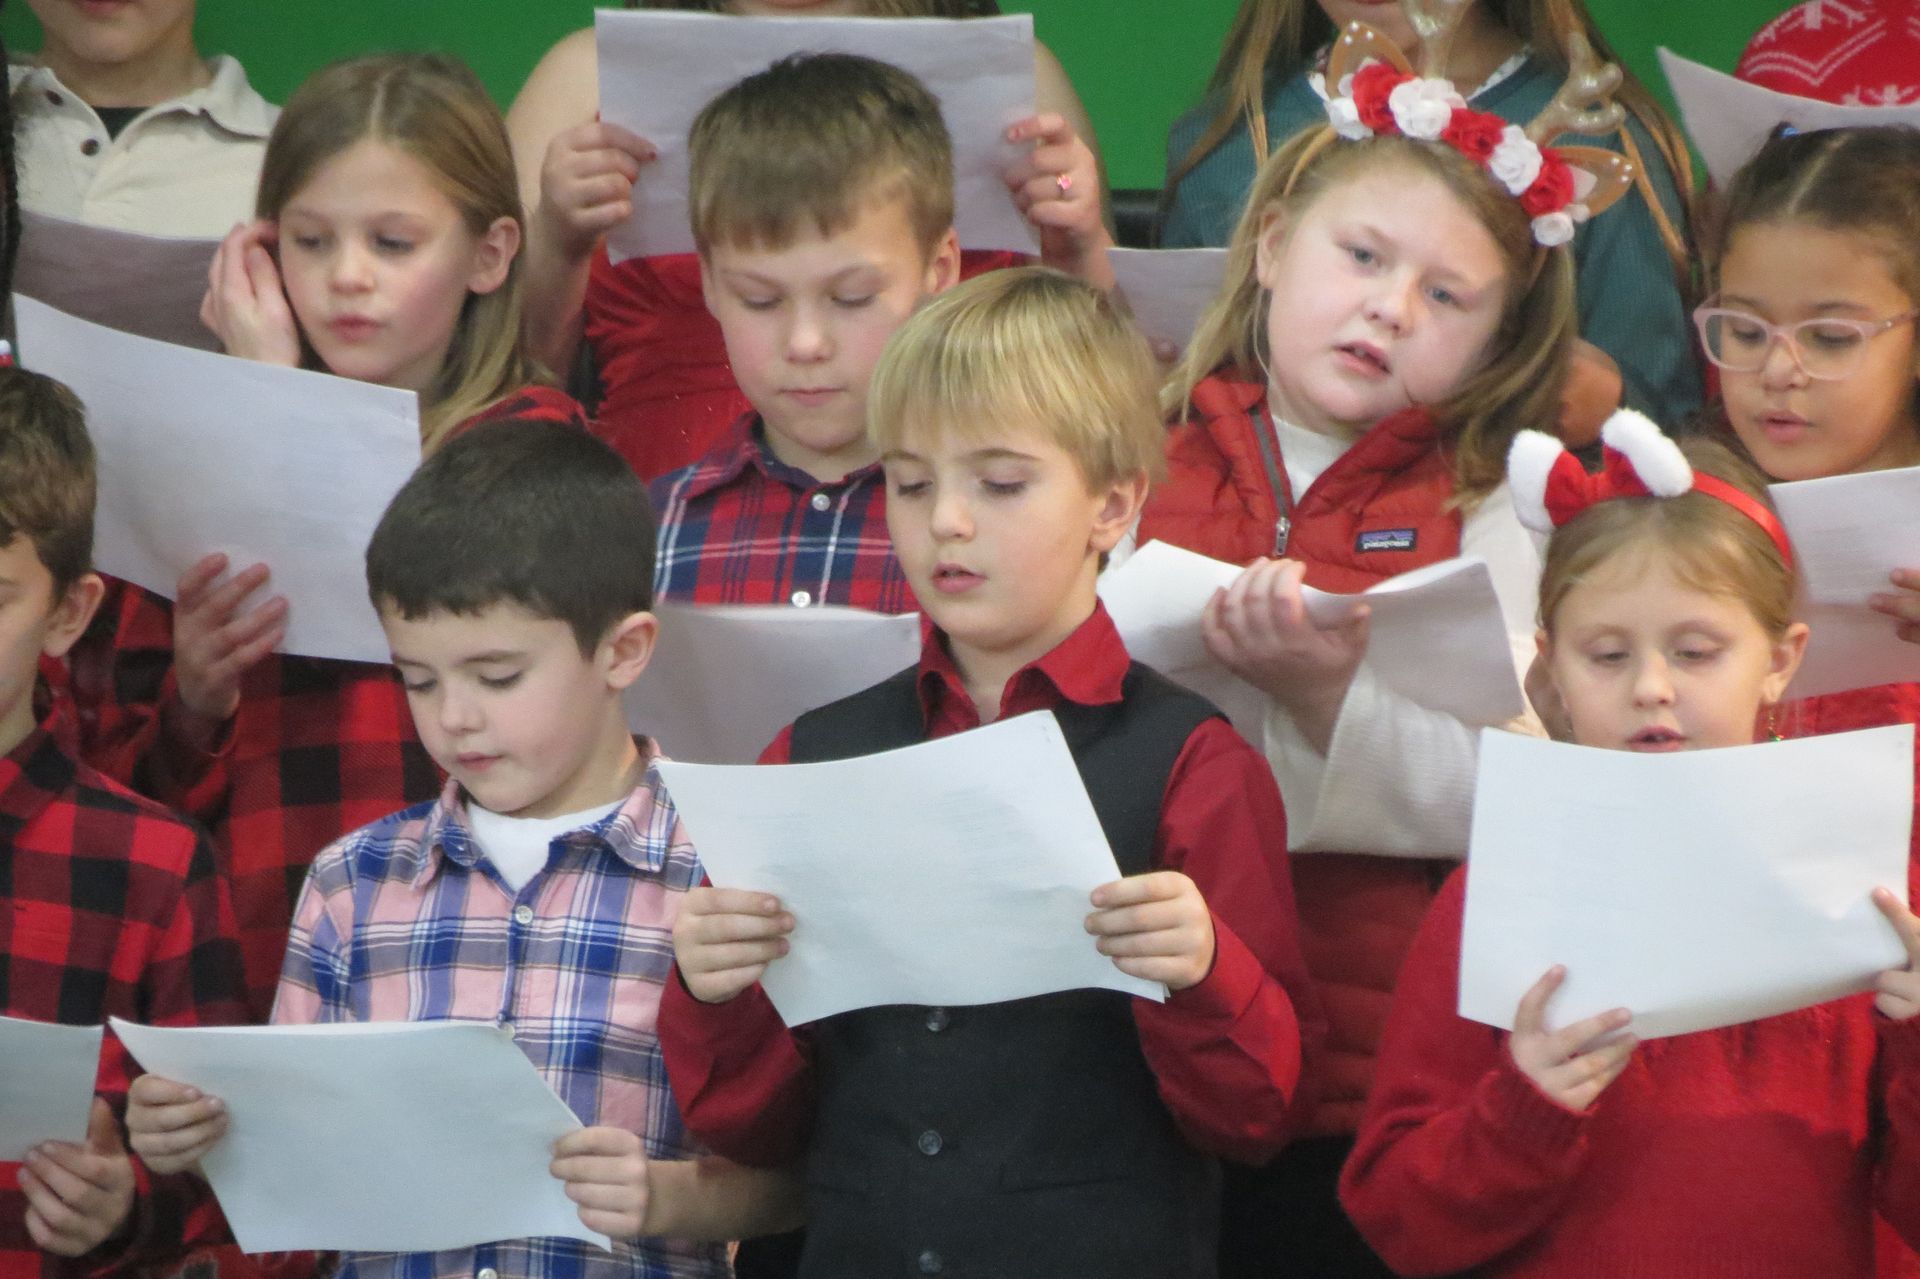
[
  {"xmin": 1161, "ymin": 0, "xmax": 1700, "ymax": 432},
  {"xmin": 1339, "ymin": 412, "xmax": 1920, "ymax": 1277},
  {"xmin": 1134, "ymin": 20, "xmax": 1643, "ymax": 1273}
]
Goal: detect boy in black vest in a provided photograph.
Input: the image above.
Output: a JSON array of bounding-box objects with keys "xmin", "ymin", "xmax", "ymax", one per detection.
[{"xmin": 660, "ymin": 267, "xmax": 1320, "ymax": 1278}]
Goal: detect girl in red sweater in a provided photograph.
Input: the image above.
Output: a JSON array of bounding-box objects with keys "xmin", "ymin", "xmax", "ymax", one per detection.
[
  {"xmin": 56, "ymin": 53, "xmax": 587, "ymax": 1019},
  {"xmin": 1340, "ymin": 423, "xmax": 1920, "ymax": 1278}
]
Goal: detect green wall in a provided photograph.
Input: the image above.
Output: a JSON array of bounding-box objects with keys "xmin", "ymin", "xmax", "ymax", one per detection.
[{"xmin": 1, "ymin": 2, "xmax": 1794, "ymax": 189}]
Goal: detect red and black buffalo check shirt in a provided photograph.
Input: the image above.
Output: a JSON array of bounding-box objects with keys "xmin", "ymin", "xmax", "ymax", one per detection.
[{"xmin": 0, "ymin": 716, "xmax": 247, "ymax": 1277}]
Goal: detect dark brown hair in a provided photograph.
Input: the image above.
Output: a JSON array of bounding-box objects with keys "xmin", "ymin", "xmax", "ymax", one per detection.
[
  {"xmin": 0, "ymin": 369, "xmax": 95, "ymax": 592},
  {"xmin": 366, "ymin": 420, "xmax": 656, "ymax": 653}
]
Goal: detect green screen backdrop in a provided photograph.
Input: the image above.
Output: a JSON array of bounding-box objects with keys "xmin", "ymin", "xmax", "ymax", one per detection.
[{"xmin": 1, "ymin": 2, "xmax": 1793, "ymax": 189}]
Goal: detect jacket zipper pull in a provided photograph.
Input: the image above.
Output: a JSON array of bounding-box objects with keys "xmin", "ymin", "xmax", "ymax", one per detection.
[{"xmin": 1274, "ymin": 515, "xmax": 1291, "ymax": 557}]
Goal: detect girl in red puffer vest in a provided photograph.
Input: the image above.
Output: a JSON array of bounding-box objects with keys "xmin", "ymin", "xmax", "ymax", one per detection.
[{"xmin": 1131, "ymin": 23, "xmax": 1650, "ymax": 1276}]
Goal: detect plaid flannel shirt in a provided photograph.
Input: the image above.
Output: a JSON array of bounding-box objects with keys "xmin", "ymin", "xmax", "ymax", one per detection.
[
  {"xmin": 49, "ymin": 385, "xmax": 588, "ymax": 1019},
  {"xmin": 647, "ymin": 413, "xmax": 915, "ymax": 613},
  {"xmin": 0, "ymin": 717, "xmax": 247, "ymax": 1278},
  {"xmin": 273, "ymin": 752, "xmax": 725, "ymax": 1279}
]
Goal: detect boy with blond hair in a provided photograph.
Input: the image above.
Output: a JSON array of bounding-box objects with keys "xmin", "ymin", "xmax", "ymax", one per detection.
[
  {"xmin": 661, "ymin": 268, "xmax": 1321, "ymax": 1277},
  {"xmin": 0, "ymin": 366, "xmax": 246, "ymax": 1275},
  {"xmin": 125, "ymin": 419, "xmax": 797, "ymax": 1279}
]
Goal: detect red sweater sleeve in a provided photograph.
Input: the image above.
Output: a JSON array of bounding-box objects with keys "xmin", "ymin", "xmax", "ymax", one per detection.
[
  {"xmin": 1131, "ymin": 717, "xmax": 1322, "ymax": 1164},
  {"xmin": 658, "ymin": 724, "xmax": 817, "ymax": 1167},
  {"xmin": 1873, "ymin": 1011, "xmax": 1920, "ymax": 1247},
  {"xmin": 1338, "ymin": 870, "xmax": 1593, "ymax": 1277}
]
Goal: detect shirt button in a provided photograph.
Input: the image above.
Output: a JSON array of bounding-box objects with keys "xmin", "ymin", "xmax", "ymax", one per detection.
[
  {"xmin": 790, "ymin": 590, "xmax": 812, "ymax": 608},
  {"xmin": 512, "ymin": 904, "xmax": 534, "ymax": 925},
  {"xmin": 478, "ymin": 1270, "xmax": 499, "ymax": 1279},
  {"xmin": 916, "ymin": 1129, "xmax": 943, "ymax": 1156},
  {"xmin": 44, "ymin": 90, "xmax": 62, "ymax": 106},
  {"xmin": 80, "ymin": 138, "xmax": 100, "ymax": 156},
  {"xmin": 917, "ymin": 1250, "xmax": 943, "ymax": 1275},
  {"xmin": 498, "ymin": 1020, "xmax": 515, "ymax": 1038},
  {"xmin": 809, "ymin": 491, "xmax": 832, "ymax": 512},
  {"xmin": 924, "ymin": 1007, "xmax": 949, "ymax": 1033}
]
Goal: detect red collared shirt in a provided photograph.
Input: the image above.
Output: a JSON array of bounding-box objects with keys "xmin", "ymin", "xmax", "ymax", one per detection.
[
  {"xmin": 659, "ymin": 604, "xmax": 1323, "ymax": 1167},
  {"xmin": 647, "ymin": 413, "xmax": 914, "ymax": 614},
  {"xmin": 0, "ymin": 718, "xmax": 246, "ymax": 1277}
]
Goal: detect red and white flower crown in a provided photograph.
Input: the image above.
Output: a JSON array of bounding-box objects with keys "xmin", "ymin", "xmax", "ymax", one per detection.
[
  {"xmin": 1316, "ymin": 20, "xmax": 1638, "ymax": 248},
  {"xmin": 1508, "ymin": 410, "xmax": 1795, "ymax": 565}
]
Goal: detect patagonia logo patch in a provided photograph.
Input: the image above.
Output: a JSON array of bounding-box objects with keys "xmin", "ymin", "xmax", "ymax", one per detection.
[{"xmin": 1357, "ymin": 528, "xmax": 1417, "ymax": 553}]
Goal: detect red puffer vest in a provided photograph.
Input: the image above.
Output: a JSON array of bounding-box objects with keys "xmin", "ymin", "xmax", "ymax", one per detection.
[{"xmin": 1137, "ymin": 375, "xmax": 1465, "ymax": 1137}]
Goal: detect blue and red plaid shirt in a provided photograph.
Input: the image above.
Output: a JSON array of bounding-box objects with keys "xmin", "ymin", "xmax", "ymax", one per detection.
[
  {"xmin": 274, "ymin": 751, "xmax": 724, "ymax": 1279},
  {"xmin": 0, "ymin": 716, "xmax": 247, "ymax": 1278},
  {"xmin": 647, "ymin": 413, "xmax": 915, "ymax": 614}
]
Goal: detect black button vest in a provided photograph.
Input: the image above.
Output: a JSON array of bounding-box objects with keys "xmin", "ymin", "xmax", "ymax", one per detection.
[{"xmin": 785, "ymin": 663, "xmax": 1225, "ymax": 1279}]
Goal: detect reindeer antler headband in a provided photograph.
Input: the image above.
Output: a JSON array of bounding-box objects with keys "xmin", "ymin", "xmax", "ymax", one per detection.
[
  {"xmin": 1508, "ymin": 411, "xmax": 1795, "ymax": 565},
  {"xmin": 1315, "ymin": 4, "xmax": 1636, "ymax": 247}
]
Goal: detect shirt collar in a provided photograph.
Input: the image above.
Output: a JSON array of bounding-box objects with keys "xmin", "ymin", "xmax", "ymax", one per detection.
[
  {"xmin": 678, "ymin": 412, "xmax": 885, "ymax": 501},
  {"xmin": 914, "ymin": 601, "xmax": 1129, "ymax": 725},
  {"xmin": 10, "ymin": 54, "xmax": 277, "ymax": 139},
  {"xmin": 0, "ymin": 714, "xmax": 76, "ymax": 830},
  {"xmin": 405, "ymin": 739, "xmax": 677, "ymax": 889}
]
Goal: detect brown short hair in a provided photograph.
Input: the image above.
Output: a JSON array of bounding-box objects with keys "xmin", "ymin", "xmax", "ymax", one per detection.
[
  {"xmin": 688, "ymin": 53, "xmax": 954, "ymax": 258},
  {"xmin": 868, "ymin": 267, "xmax": 1164, "ymax": 490},
  {"xmin": 0, "ymin": 369, "xmax": 95, "ymax": 593},
  {"xmin": 1537, "ymin": 437, "xmax": 1793, "ymax": 639},
  {"xmin": 259, "ymin": 53, "xmax": 543, "ymax": 451},
  {"xmin": 366, "ymin": 419, "xmax": 656, "ymax": 654}
]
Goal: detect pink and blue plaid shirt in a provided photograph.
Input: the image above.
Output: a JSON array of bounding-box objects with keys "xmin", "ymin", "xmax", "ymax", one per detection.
[{"xmin": 273, "ymin": 745, "xmax": 726, "ymax": 1279}]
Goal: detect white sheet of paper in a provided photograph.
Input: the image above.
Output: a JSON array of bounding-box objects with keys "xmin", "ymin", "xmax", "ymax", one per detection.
[
  {"xmin": 1658, "ymin": 49, "xmax": 1920, "ymax": 187},
  {"xmin": 1099, "ymin": 542, "xmax": 1524, "ymax": 736},
  {"xmin": 1770, "ymin": 466, "xmax": 1920, "ymax": 697},
  {"xmin": 15, "ymin": 212, "xmax": 221, "ymax": 351},
  {"xmin": 110, "ymin": 1018, "xmax": 606, "ymax": 1255},
  {"xmin": 1459, "ymin": 727, "xmax": 1913, "ymax": 1041},
  {"xmin": 628, "ymin": 603, "xmax": 922, "ymax": 763},
  {"xmin": 1110, "ymin": 248, "xmax": 1228, "ymax": 352},
  {"xmin": 596, "ymin": 10, "xmax": 1036, "ymax": 261},
  {"xmin": 0, "ymin": 1016, "xmax": 103, "ymax": 1160},
  {"xmin": 657, "ymin": 711, "xmax": 1162, "ymax": 1025},
  {"xmin": 15, "ymin": 297, "xmax": 421, "ymax": 666}
]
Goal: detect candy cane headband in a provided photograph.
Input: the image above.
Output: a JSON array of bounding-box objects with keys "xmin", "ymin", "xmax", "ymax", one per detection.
[
  {"xmin": 1316, "ymin": 18, "xmax": 1638, "ymax": 247},
  {"xmin": 1508, "ymin": 410, "xmax": 1795, "ymax": 565}
]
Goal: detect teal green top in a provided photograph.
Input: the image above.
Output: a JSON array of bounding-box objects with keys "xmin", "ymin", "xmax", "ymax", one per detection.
[{"xmin": 1161, "ymin": 54, "xmax": 1702, "ymax": 426}]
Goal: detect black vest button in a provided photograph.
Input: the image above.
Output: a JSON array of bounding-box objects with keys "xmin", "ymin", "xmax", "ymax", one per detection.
[
  {"xmin": 917, "ymin": 1249, "xmax": 943, "ymax": 1274},
  {"xmin": 80, "ymin": 138, "xmax": 101, "ymax": 156},
  {"xmin": 916, "ymin": 1129, "xmax": 943, "ymax": 1156},
  {"xmin": 924, "ymin": 1007, "xmax": 949, "ymax": 1032}
]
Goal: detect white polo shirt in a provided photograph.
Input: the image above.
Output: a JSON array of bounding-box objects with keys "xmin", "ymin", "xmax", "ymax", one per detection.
[{"xmin": 9, "ymin": 54, "xmax": 277, "ymax": 238}]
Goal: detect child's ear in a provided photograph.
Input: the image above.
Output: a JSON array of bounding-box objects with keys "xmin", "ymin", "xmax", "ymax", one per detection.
[
  {"xmin": 923, "ymin": 227, "xmax": 962, "ymax": 297},
  {"xmin": 1089, "ymin": 469, "xmax": 1150, "ymax": 556},
  {"xmin": 1759, "ymin": 620, "xmax": 1810, "ymax": 707},
  {"xmin": 42, "ymin": 573, "xmax": 105, "ymax": 662},
  {"xmin": 1253, "ymin": 206, "xmax": 1289, "ymax": 292},
  {"xmin": 465, "ymin": 215, "xmax": 523, "ymax": 297},
  {"xmin": 600, "ymin": 610, "xmax": 660, "ymax": 692}
]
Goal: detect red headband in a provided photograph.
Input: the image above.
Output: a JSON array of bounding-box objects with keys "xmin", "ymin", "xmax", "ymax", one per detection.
[{"xmin": 1509, "ymin": 411, "xmax": 1795, "ymax": 565}]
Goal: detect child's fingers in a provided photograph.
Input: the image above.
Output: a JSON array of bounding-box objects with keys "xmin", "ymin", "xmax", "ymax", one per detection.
[
  {"xmin": 126, "ymin": 1082, "xmax": 224, "ymax": 1135},
  {"xmin": 126, "ymin": 1113, "xmax": 226, "ymax": 1162},
  {"xmin": 688, "ymin": 887, "xmax": 785, "ymax": 919},
  {"xmin": 683, "ymin": 939, "xmax": 789, "ymax": 976},
  {"xmin": 1874, "ymin": 886, "xmax": 1920, "ymax": 966},
  {"xmin": 173, "ymin": 553, "xmax": 234, "ymax": 609},
  {"xmin": 680, "ymin": 907, "xmax": 794, "ymax": 947},
  {"xmin": 1544, "ymin": 1006, "xmax": 1632, "ymax": 1064},
  {"xmin": 1088, "ymin": 870, "xmax": 1188, "ymax": 910},
  {"xmin": 1876, "ymin": 969, "xmax": 1920, "ymax": 1021},
  {"xmin": 585, "ymin": 120, "xmax": 657, "ymax": 163},
  {"xmin": 1511, "ymin": 965, "xmax": 1566, "ymax": 1038}
]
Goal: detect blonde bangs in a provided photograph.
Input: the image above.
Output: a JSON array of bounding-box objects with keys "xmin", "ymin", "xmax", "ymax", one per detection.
[{"xmin": 869, "ymin": 267, "xmax": 1164, "ymax": 488}]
